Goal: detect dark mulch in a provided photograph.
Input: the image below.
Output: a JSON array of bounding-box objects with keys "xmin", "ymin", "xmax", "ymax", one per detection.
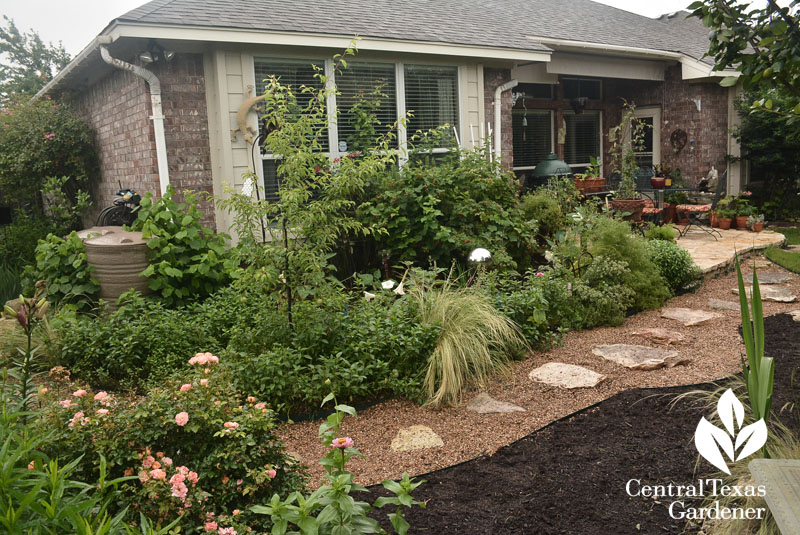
[{"xmin": 370, "ymin": 314, "xmax": 800, "ymax": 534}]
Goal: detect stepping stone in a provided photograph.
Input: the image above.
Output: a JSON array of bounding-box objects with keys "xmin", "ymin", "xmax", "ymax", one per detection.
[
  {"xmin": 791, "ymin": 310, "xmax": 800, "ymax": 323},
  {"xmin": 390, "ymin": 425, "xmax": 443, "ymax": 452},
  {"xmin": 733, "ymin": 285, "xmax": 797, "ymax": 303},
  {"xmin": 751, "ymin": 259, "xmax": 775, "ymax": 269},
  {"xmin": 708, "ymin": 298, "xmax": 740, "ymax": 311},
  {"xmin": 593, "ymin": 344, "xmax": 690, "ymax": 370},
  {"xmin": 757, "ymin": 272, "xmax": 793, "ymax": 284},
  {"xmin": 661, "ymin": 307, "xmax": 722, "ymax": 326},
  {"xmin": 631, "ymin": 328, "xmax": 685, "ymax": 345},
  {"xmin": 528, "ymin": 362, "xmax": 606, "ymax": 389},
  {"xmin": 466, "ymin": 392, "xmax": 526, "ymax": 414}
]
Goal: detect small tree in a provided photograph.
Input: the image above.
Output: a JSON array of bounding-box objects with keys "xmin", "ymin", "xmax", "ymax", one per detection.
[
  {"xmin": 0, "ymin": 16, "xmax": 70, "ymax": 104},
  {"xmin": 218, "ymin": 46, "xmax": 401, "ymax": 330}
]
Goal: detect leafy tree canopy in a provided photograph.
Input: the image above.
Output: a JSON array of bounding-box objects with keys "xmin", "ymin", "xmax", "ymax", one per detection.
[
  {"xmin": 689, "ymin": 1, "xmax": 800, "ymax": 119},
  {"xmin": 0, "ymin": 16, "xmax": 70, "ymax": 104}
]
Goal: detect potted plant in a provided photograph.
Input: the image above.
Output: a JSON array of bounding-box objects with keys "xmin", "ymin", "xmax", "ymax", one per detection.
[
  {"xmin": 574, "ymin": 156, "xmax": 605, "ymax": 193},
  {"xmin": 651, "ymin": 163, "xmax": 671, "ymax": 189},
  {"xmin": 747, "ymin": 213, "xmax": 765, "ymax": 232},
  {"xmin": 735, "ymin": 202, "xmax": 752, "ymax": 230},
  {"xmin": 665, "ymin": 191, "xmax": 689, "ymax": 224},
  {"xmin": 717, "ymin": 208, "xmax": 734, "ymax": 230},
  {"xmin": 610, "ymin": 102, "xmax": 648, "ymax": 222}
]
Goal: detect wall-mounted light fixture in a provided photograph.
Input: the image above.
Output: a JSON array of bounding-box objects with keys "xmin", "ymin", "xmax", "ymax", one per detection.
[{"xmin": 139, "ymin": 40, "xmax": 175, "ymax": 64}]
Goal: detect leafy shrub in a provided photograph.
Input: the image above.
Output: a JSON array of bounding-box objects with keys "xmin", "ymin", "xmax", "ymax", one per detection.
[
  {"xmin": 409, "ymin": 274, "xmax": 527, "ymax": 407},
  {"xmin": 130, "ymin": 186, "xmax": 235, "ymax": 307},
  {"xmin": 358, "ymin": 146, "xmax": 536, "ymax": 270},
  {"xmin": 23, "ymin": 232, "xmax": 99, "ymax": 309},
  {"xmin": 486, "ymin": 271, "xmax": 554, "ymax": 348},
  {"xmin": 644, "ymin": 224, "xmax": 677, "ymax": 241},
  {"xmin": 37, "ymin": 355, "xmax": 305, "ymax": 534},
  {"xmin": 0, "ymin": 212, "xmax": 54, "ymax": 269},
  {"xmin": 646, "ymin": 240, "xmax": 702, "ymax": 293},
  {"xmin": 567, "ymin": 256, "xmax": 635, "ymax": 328},
  {"xmin": 519, "ymin": 190, "xmax": 565, "ymax": 241},
  {"xmin": 586, "ymin": 217, "xmax": 671, "ymax": 310}
]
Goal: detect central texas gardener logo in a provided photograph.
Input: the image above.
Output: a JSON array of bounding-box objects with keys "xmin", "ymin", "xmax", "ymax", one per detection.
[{"xmin": 694, "ymin": 389, "xmax": 768, "ymax": 475}]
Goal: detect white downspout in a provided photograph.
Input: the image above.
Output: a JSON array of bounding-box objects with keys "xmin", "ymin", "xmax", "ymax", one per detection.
[
  {"xmin": 99, "ymin": 46, "xmax": 170, "ymax": 196},
  {"xmin": 494, "ymin": 79, "xmax": 518, "ymax": 162}
]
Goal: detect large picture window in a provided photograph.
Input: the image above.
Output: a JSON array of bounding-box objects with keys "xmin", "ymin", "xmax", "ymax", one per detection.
[
  {"xmin": 336, "ymin": 62, "xmax": 397, "ymax": 152},
  {"xmin": 512, "ymin": 110, "xmax": 552, "ymax": 169},
  {"xmin": 404, "ymin": 65, "xmax": 459, "ymax": 139},
  {"xmin": 563, "ymin": 111, "xmax": 602, "ymax": 168}
]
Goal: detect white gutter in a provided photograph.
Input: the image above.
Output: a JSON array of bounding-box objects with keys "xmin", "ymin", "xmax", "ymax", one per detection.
[
  {"xmin": 99, "ymin": 46, "xmax": 170, "ymax": 196},
  {"xmin": 494, "ymin": 79, "xmax": 518, "ymax": 161}
]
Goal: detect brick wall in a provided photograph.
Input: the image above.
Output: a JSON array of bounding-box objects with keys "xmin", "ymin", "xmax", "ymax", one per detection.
[
  {"xmin": 72, "ymin": 66, "xmax": 158, "ymax": 225},
  {"xmin": 71, "ymin": 53, "xmax": 216, "ymax": 229},
  {"xmin": 483, "ymin": 68, "xmax": 514, "ymax": 169}
]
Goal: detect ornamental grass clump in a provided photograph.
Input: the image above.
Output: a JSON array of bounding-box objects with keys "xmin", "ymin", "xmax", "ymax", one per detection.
[{"xmin": 410, "ymin": 275, "xmax": 527, "ymax": 407}]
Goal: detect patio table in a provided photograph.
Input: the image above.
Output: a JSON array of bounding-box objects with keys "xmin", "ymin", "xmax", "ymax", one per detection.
[{"xmin": 637, "ymin": 186, "xmax": 697, "ymax": 209}]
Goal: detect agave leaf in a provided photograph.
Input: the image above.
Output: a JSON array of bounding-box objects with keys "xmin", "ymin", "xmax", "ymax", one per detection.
[{"xmin": 752, "ymin": 269, "xmax": 764, "ymax": 363}]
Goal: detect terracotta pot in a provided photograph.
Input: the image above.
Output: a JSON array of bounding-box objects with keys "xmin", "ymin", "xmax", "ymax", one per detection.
[
  {"xmin": 718, "ymin": 217, "xmax": 733, "ymax": 230},
  {"xmin": 612, "ymin": 198, "xmax": 646, "ymax": 222},
  {"xmin": 663, "ymin": 203, "xmax": 675, "ymax": 224},
  {"xmin": 736, "ymin": 216, "xmax": 749, "ymax": 229},
  {"xmin": 650, "ymin": 177, "xmax": 666, "ymax": 189},
  {"xmin": 752, "ymin": 221, "xmax": 764, "ymax": 232},
  {"xmin": 710, "ymin": 212, "xmax": 719, "ymax": 228},
  {"xmin": 574, "ymin": 179, "xmax": 589, "ymax": 192}
]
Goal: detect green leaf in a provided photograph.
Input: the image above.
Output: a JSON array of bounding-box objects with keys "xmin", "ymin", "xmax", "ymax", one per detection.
[{"xmin": 720, "ymin": 76, "xmax": 739, "ymax": 87}]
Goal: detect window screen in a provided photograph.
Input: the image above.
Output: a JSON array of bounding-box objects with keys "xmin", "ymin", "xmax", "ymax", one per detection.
[
  {"xmin": 512, "ymin": 110, "xmax": 552, "ymax": 168},
  {"xmin": 404, "ymin": 65, "xmax": 459, "ymax": 139},
  {"xmin": 254, "ymin": 57, "xmax": 328, "ymax": 152},
  {"xmin": 563, "ymin": 78, "xmax": 602, "ymax": 100},
  {"xmin": 336, "ymin": 62, "xmax": 397, "ymax": 152},
  {"xmin": 564, "ymin": 111, "xmax": 601, "ymax": 166}
]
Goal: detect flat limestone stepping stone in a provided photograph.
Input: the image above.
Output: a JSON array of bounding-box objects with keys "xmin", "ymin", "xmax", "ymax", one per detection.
[
  {"xmin": 708, "ymin": 298, "xmax": 740, "ymax": 311},
  {"xmin": 631, "ymin": 328, "xmax": 685, "ymax": 345},
  {"xmin": 466, "ymin": 392, "xmax": 526, "ymax": 414},
  {"xmin": 757, "ymin": 272, "xmax": 793, "ymax": 284},
  {"xmin": 661, "ymin": 307, "xmax": 722, "ymax": 326},
  {"xmin": 751, "ymin": 259, "xmax": 775, "ymax": 268},
  {"xmin": 791, "ymin": 310, "xmax": 800, "ymax": 323},
  {"xmin": 528, "ymin": 362, "xmax": 606, "ymax": 389},
  {"xmin": 390, "ymin": 425, "xmax": 443, "ymax": 452},
  {"xmin": 733, "ymin": 285, "xmax": 796, "ymax": 303},
  {"xmin": 593, "ymin": 344, "xmax": 690, "ymax": 370}
]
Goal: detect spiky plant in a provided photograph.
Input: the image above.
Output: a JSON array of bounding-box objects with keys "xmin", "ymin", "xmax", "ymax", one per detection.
[{"xmin": 409, "ymin": 273, "xmax": 527, "ymax": 407}]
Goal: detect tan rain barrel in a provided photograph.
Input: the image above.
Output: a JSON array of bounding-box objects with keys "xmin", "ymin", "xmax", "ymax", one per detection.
[{"xmin": 80, "ymin": 227, "xmax": 151, "ymax": 309}]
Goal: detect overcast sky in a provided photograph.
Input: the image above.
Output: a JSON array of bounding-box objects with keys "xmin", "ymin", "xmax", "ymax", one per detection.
[{"xmin": 0, "ymin": 0, "xmax": 701, "ymax": 56}]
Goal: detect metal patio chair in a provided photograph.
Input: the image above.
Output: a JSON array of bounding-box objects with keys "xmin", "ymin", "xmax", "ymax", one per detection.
[{"xmin": 675, "ymin": 170, "xmax": 727, "ymax": 240}]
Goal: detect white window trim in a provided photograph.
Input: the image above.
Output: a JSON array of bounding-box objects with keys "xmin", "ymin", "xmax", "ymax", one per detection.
[
  {"xmin": 631, "ymin": 106, "xmax": 661, "ymax": 168},
  {"xmin": 511, "ymin": 109, "xmax": 554, "ymax": 171}
]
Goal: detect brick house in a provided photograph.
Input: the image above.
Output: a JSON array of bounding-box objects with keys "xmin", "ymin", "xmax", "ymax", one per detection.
[{"xmin": 38, "ymin": 0, "xmax": 744, "ymax": 233}]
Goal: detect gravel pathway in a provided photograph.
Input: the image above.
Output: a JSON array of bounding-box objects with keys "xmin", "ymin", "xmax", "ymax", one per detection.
[{"xmin": 277, "ymin": 257, "xmax": 800, "ymax": 487}]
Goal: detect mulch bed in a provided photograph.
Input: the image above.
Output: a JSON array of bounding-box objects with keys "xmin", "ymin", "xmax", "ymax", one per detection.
[{"xmin": 369, "ymin": 314, "xmax": 800, "ymax": 534}]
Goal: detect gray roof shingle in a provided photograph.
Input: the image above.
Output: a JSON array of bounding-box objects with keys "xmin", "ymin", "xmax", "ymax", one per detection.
[{"xmin": 115, "ymin": 0, "xmax": 713, "ymax": 62}]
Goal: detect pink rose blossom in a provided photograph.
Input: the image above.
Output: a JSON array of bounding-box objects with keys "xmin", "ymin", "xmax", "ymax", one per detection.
[
  {"xmin": 39, "ymin": 387, "xmax": 48, "ymax": 395},
  {"xmin": 177, "ymin": 465, "xmax": 189, "ymax": 476},
  {"xmin": 93, "ymin": 391, "xmax": 108, "ymax": 402},
  {"xmin": 162, "ymin": 457, "xmax": 173, "ymax": 466},
  {"xmin": 28, "ymin": 461, "xmax": 35, "ymax": 470},
  {"xmin": 223, "ymin": 421, "xmax": 239, "ymax": 430},
  {"xmin": 189, "ymin": 352, "xmax": 220, "ymax": 366},
  {"xmin": 200, "ymin": 379, "xmax": 209, "ymax": 386},
  {"xmin": 68, "ymin": 411, "xmax": 86, "ymax": 427},
  {"xmin": 73, "ymin": 389, "xmax": 87, "ymax": 398},
  {"xmin": 266, "ymin": 469, "xmax": 277, "ymax": 479},
  {"xmin": 170, "ymin": 473, "xmax": 185, "ymax": 485},
  {"xmin": 96, "ymin": 408, "xmax": 109, "ymax": 416},
  {"xmin": 44, "ymin": 133, "xmax": 55, "ymax": 140},
  {"xmin": 150, "ymin": 468, "xmax": 166, "ymax": 480},
  {"xmin": 331, "ymin": 437, "xmax": 354, "ymax": 449},
  {"xmin": 180, "ymin": 384, "xmax": 192, "ymax": 392},
  {"xmin": 138, "ymin": 471, "xmax": 149, "ymax": 482},
  {"xmin": 204, "ymin": 521, "xmax": 218, "ymax": 532},
  {"xmin": 175, "ymin": 412, "xmax": 189, "ymax": 426},
  {"xmin": 142, "ymin": 455, "xmax": 155, "ymax": 469},
  {"xmin": 254, "ymin": 402, "xmax": 266, "ymax": 410},
  {"xmin": 171, "ymin": 480, "xmax": 188, "ymax": 500},
  {"xmin": 187, "ymin": 471, "xmax": 199, "ymax": 484},
  {"xmin": 535, "ymin": 272, "xmax": 545, "ymax": 277},
  {"xmin": 219, "ymin": 528, "xmax": 237, "ymax": 535},
  {"xmin": 246, "ymin": 396, "xmax": 256, "ymax": 403},
  {"xmin": 58, "ymin": 399, "xmax": 72, "ymax": 408},
  {"xmin": 233, "ymin": 509, "xmax": 241, "ymax": 516}
]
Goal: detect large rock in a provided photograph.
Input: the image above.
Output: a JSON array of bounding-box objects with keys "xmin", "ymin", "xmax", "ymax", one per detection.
[
  {"xmin": 708, "ymin": 299, "xmax": 740, "ymax": 311},
  {"xmin": 593, "ymin": 344, "xmax": 690, "ymax": 370},
  {"xmin": 466, "ymin": 393, "xmax": 526, "ymax": 414},
  {"xmin": 528, "ymin": 363, "xmax": 606, "ymax": 389},
  {"xmin": 756, "ymin": 272, "xmax": 793, "ymax": 285},
  {"xmin": 631, "ymin": 328, "xmax": 685, "ymax": 345},
  {"xmin": 390, "ymin": 425, "xmax": 444, "ymax": 452},
  {"xmin": 661, "ymin": 308, "xmax": 722, "ymax": 326},
  {"xmin": 733, "ymin": 285, "xmax": 796, "ymax": 303}
]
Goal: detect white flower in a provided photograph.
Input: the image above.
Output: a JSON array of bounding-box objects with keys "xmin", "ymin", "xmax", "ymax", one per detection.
[
  {"xmin": 544, "ymin": 251, "xmax": 554, "ymax": 262},
  {"xmin": 381, "ymin": 280, "xmax": 396, "ymax": 290},
  {"xmin": 364, "ymin": 291, "xmax": 376, "ymax": 302},
  {"xmin": 393, "ymin": 281, "xmax": 405, "ymax": 296}
]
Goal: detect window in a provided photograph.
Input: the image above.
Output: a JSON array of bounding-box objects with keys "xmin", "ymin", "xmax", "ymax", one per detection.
[
  {"xmin": 563, "ymin": 78, "xmax": 601, "ymax": 101},
  {"xmin": 512, "ymin": 110, "xmax": 552, "ymax": 169},
  {"xmin": 404, "ymin": 65, "xmax": 459, "ymax": 140},
  {"xmin": 516, "ymin": 83, "xmax": 554, "ymax": 100},
  {"xmin": 563, "ymin": 111, "xmax": 601, "ymax": 168},
  {"xmin": 336, "ymin": 62, "xmax": 397, "ymax": 152}
]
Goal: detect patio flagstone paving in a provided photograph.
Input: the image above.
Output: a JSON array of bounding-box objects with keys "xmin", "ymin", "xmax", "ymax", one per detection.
[{"xmin": 676, "ymin": 227, "xmax": 785, "ymax": 275}]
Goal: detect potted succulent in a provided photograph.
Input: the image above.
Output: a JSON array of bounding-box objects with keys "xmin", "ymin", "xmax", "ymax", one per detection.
[
  {"xmin": 610, "ymin": 102, "xmax": 648, "ymax": 221},
  {"xmin": 747, "ymin": 213, "xmax": 765, "ymax": 232},
  {"xmin": 717, "ymin": 208, "xmax": 735, "ymax": 230}
]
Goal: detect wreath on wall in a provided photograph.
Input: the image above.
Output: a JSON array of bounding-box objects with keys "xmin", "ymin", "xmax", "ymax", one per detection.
[{"xmin": 670, "ymin": 129, "xmax": 688, "ymax": 153}]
